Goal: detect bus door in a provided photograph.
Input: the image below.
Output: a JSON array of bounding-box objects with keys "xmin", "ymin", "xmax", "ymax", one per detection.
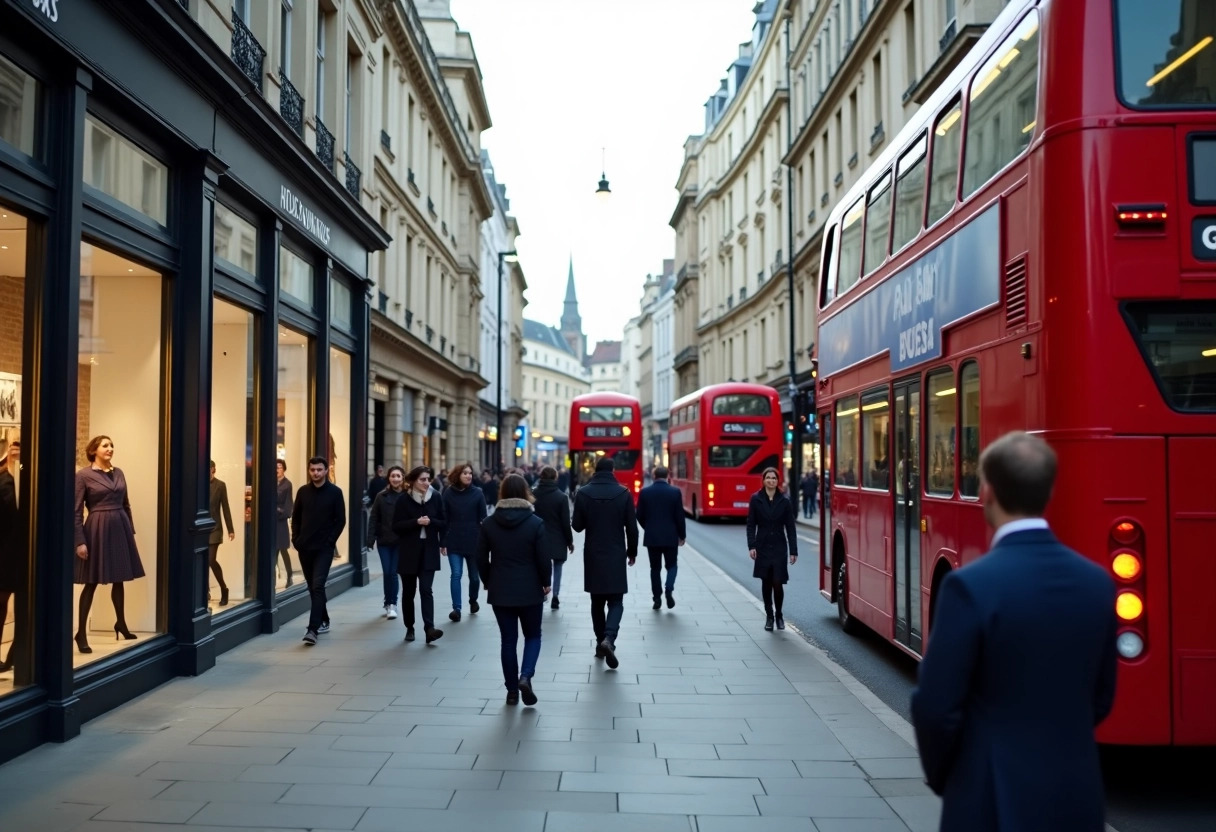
[
  {"xmin": 818, "ymin": 410, "xmax": 832, "ymax": 588},
  {"xmin": 892, "ymin": 378, "xmax": 922, "ymax": 653}
]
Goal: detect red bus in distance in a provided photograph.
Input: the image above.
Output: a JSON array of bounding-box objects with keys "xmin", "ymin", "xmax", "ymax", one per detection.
[
  {"xmin": 668, "ymin": 383, "xmax": 784, "ymax": 520},
  {"xmin": 813, "ymin": 0, "xmax": 1215, "ymax": 746},
  {"xmin": 568, "ymin": 392, "xmax": 644, "ymax": 502}
]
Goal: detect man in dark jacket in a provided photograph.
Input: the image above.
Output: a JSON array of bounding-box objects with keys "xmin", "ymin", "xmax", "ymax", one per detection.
[
  {"xmin": 911, "ymin": 432, "xmax": 1118, "ymax": 832},
  {"xmin": 292, "ymin": 456, "xmax": 347, "ymax": 645},
  {"xmin": 636, "ymin": 466, "xmax": 686, "ymax": 610},
  {"xmin": 366, "ymin": 464, "xmax": 388, "ymax": 505},
  {"xmin": 533, "ymin": 467, "xmax": 574, "ymax": 610},
  {"xmin": 208, "ymin": 461, "xmax": 235, "ymax": 607},
  {"xmin": 799, "ymin": 469, "xmax": 819, "ymax": 519},
  {"xmin": 571, "ymin": 456, "xmax": 638, "ymax": 669},
  {"xmin": 480, "ymin": 471, "xmax": 499, "ymax": 508}
]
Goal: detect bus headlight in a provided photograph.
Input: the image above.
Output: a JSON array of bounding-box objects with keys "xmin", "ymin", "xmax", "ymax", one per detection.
[{"xmin": 1116, "ymin": 631, "xmax": 1144, "ymax": 659}]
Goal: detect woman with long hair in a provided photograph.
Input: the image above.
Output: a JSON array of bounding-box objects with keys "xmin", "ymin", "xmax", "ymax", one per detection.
[
  {"xmin": 392, "ymin": 465, "xmax": 447, "ymax": 644},
  {"xmin": 477, "ymin": 474, "xmax": 550, "ymax": 706},
  {"xmin": 440, "ymin": 462, "xmax": 486, "ymax": 622},
  {"xmin": 746, "ymin": 467, "xmax": 798, "ymax": 631},
  {"xmin": 531, "ymin": 466, "xmax": 573, "ymax": 610},
  {"xmin": 367, "ymin": 465, "xmax": 406, "ymax": 620}
]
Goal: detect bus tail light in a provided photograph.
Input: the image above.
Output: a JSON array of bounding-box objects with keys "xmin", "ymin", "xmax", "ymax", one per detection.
[
  {"xmin": 1111, "ymin": 520, "xmax": 1141, "ymax": 546},
  {"xmin": 1108, "ymin": 518, "xmax": 1147, "ymax": 659},
  {"xmin": 1115, "ymin": 203, "xmax": 1168, "ymax": 227},
  {"xmin": 1115, "ymin": 591, "xmax": 1144, "ymax": 622},
  {"xmin": 1111, "ymin": 551, "xmax": 1142, "ymax": 582},
  {"xmin": 1116, "ymin": 630, "xmax": 1145, "ymax": 660},
  {"xmin": 634, "ymin": 479, "xmax": 642, "ymax": 493}
]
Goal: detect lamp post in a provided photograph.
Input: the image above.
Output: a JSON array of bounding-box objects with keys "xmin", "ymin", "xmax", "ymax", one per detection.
[
  {"xmin": 784, "ymin": 9, "xmax": 801, "ymax": 514},
  {"xmin": 496, "ymin": 249, "xmax": 518, "ymax": 471}
]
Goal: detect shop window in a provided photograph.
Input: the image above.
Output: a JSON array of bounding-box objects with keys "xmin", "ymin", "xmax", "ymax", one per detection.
[
  {"xmin": 328, "ymin": 347, "xmax": 351, "ymax": 564},
  {"xmin": 210, "ymin": 299, "xmax": 258, "ymax": 610},
  {"xmin": 74, "ymin": 241, "xmax": 167, "ymax": 666},
  {"xmin": 81, "ymin": 116, "xmax": 168, "ymax": 225},
  {"xmin": 960, "ymin": 362, "xmax": 980, "ymax": 497},
  {"xmin": 0, "ymin": 207, "xmax": 30, "ymax": 696},
  {"xmin": 279, "ymin": 245, "xmax": 313, "ymax": 306},
  {"xmin": 834, "ymin": 395, "xmax": 859, "ymax": 486},
  {"xmin": 0, "ymin": 55, "xmax": 39, "ymax": 158},
  {"xmin": 214, "ymin": 203, "xmax": 258, "ymax": 276},
  {"xmin": 861, "ymin": 389, "xmax": 890, "ymax": 490},
  {"xmin": 331, "ymin": 277, "xmax": 352, "ymax": 330},
  {"xmin": 925, "ymin": 369, "xmax": 957, "ymax": 495},
  {"xmin": 276, "ymin": 325, "xmax": 312, "ymax": 593}
]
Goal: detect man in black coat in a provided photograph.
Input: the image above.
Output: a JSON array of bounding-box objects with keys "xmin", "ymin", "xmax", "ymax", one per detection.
[
  {"xmin": 291, "ymin": 456, "xmax": 347, "ymax": 645},
  {"xmin": 911, "ymin": 432, "xmax": 1118, "ymax": 832},
  {"xmin": 636, "ymin": 465, "xmax": 685, "ymax": 610},
  {"xmin": 571, "ymin": 456, "xmax": 638, "ymax": 669}
]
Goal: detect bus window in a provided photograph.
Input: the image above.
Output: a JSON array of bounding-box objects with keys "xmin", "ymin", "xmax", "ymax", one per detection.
[
  {"xmin": 1115, "ymin": 0, "xmax": 1216, "ymax": 109},
  {"xmin": 612, "ymin": 450, "xmax": 641, "ymax": 470},
  {"xmin": 927, "ymin": 99, "xmax": 962, "ymax": 228},
  {"xmin": 712, "ymin": 394, "xmax": 772, "ymax": 416},
  {"xmin": 861, "ymin": 389, "xmax": 891, "ymax": 490},
  {"xmin": 709, "ymin": 445, "xmax": 760, "ymax": 467},
  {"xmin": 960, "ymin": 362, "xmax": 981, "ymax": 497},
  {"xmin": 837, "ymin": 198, "xmax": 865, "ymax": 296},
  {"xmin": 579, "ymin": 405, "xmax": 635, "ymax": 422},
  {"xmin": 693, "ymin": 452, "xmax": 701, "ymax": 480},
  {"xmin": 926, "ymin": 369, "xmax": 957, "ymax": 495},
  {"xmin": 891, "ymin": 134, "xmax": 928, "ymax": 252},
  {"xmin": 821, "ymin": 225, "xmax": 838, "ymax": 305},
  {"xmin": 863, "ymin": 172, "xmax": 893, "ymax": 277},
  {"xmin": 963, "ymin": 13, "xmax": 1040, "ymax": 198},
  {"xmin": 835, "ymin": 396, "xmax": 860, "ymax": 486}
]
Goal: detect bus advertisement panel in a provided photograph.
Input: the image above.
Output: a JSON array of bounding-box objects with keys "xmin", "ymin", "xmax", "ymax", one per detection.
[{"xmin": 568, "ymin": 392, "xmax": 643, "ymax": 502}]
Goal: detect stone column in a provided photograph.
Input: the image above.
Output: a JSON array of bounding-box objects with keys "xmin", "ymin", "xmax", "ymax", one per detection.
[
  {"xmin": 412, "ymin": 390, "xmax": 427, "ymax": 467},
  {"xmin": 386, "ymin": 380, "xmax": 404, "ymax": 466},
  {"xmin": 451, "ymin": 399, "xmax": 470, "ymax": 463}
]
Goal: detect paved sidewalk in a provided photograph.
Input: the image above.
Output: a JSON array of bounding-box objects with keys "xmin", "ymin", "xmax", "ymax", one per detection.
[{"xmin": 0, "ymin": 535, "xmax": 939, "ymax": 832}]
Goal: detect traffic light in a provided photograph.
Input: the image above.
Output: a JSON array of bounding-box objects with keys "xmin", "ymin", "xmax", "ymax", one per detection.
[{"xmin": 785, "ymin": 423, "xmax": 794, "ymax": 444}]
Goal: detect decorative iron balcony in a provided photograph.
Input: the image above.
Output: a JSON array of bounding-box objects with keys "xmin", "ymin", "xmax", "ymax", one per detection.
[
  {"xmin": 426, "ymin": 326, "xmax": 434, "ymax": 343},
  {"xmin": 847, "ymin": 152, "xmax": 858, "ymax": 169},
  {"xmin": 279, "ymin": 70, "xmax": 304, "ymax": 137},
  {"xmin": 727, "ymin": 294, "xmax": 734, "ymax": 309},
  {"xmin": 407, "ymin": 168, "xmax": 416, "ymax": 188},
  {"xmin": 315, "ymin": 118, "xmax": 334, "ymax": 171},
  {"xmin": 940, "ymin": 20, "xmax": 957, "ymax": 55},
  {"xmin": 757, "ymin": 269, "xmax": 765, "ymax": 285},
  {"xmin": 427, "ymin": 197, "xmax": 436, "ymax": 216},
  {"xmin": 380, "ymin": 130, "xmax": 392, "ymax": 153},
  {"xmin": 821, "ymin": 192, "xmax": 830, "ymax": 207},
  {"xmin": 673, "ymin": 345, "xmax": 699, "ymax": 370},
  {"xmin": 344, "ymin": 151, "xmax": 361, "ymax": 198},
  {"xmin": 807, "ymin": 209, "xmax": 817, "ymax": 225},
  {"xmin": 739, "ymin": 286, "xmax": 748, "ymax": 301},
  {"xmin": 441, "ymin": 221, "xmax": 447, "ymax": 236},
  {"xmin": 230, "ymin": 12, "xmax": 265, "ymax": 91},
  {"xmin": 405, "ymin": 308, "xmax": 414, "ymax": 328},
  {"xmin": 833, "ymin": 172, "xmax": 843, "ymax": 187},
  {"xmin": 902, "ymin": 80, "xmax": 919, "ymax": 104},
  {"xmin": 440, "ymin": 335, "xmax": 447, "ymax": 353}
]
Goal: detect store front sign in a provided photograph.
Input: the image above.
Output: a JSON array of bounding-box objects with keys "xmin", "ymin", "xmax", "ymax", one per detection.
[
  {"xmin": 32, "ymin": 0, "xmax": 60, "ymax": 23},
  {"xmin": 280, "ymin": 186, "xmax": 331, "ymax": 247}
]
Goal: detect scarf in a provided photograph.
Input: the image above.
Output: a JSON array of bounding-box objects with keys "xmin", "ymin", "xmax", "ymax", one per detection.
[{"xmin": 411, "ymin": 486, "xmax": 432, "ymax": 538}]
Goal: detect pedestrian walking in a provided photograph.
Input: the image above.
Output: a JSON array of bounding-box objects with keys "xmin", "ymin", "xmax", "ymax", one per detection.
[
  {"xmin": 291, "ymin": 456, "xmax": 346, "ymax": 645},
  {"xmin": 207, "ymin": 461, "xmax": 235, "ymax": 607},
  {"xmin": 571, "ymin": 456, "xmax": 638, "ymax": 669},
  {"xmin": 480, "ymin": 470, "xmax": 499, "ymax": 510},
  {"xmin": 367, "ymin": 465, "xmax": 406, "ymax": 620},
  {"xmin": 532, "ymin": 466, "xmax": 573, "ymax": 610},
  {"xmin": 392, "ymin": 465, "xmax": 446, "ymax": 644},
  {"xmin": 799, "ymin": 469, "xmax": 819, "ymax": 519},
  {"xmin": 476, "ymin": 474, "xmax": 550, "ymax": 706},
  {"xmin": 911, "ymin": 431, "xmax": 1117, "ymax": 832},
  {"xmin": 746, "ymin": 467, "xmax": 797, "ymax": 632},
  {"xmin": 366, "ymin": 464, "xmax": 388, "ymax": 504},
  {"xmin": 275, "ymin": 460, "xmax": 294, "ymax": 587},
  {"xmin": 441, "ymin": 462, "xmax": 486, "ymax": 622},
  {"xmin": 636, "ymin": 465, "xmax": 686, "ymax": 610}
]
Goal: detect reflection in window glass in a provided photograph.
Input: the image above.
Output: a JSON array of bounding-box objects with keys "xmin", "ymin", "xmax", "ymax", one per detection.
[
  {"xmin": 834, "ymin": 396, "xmax": 859, "ymax": 486},
  {"xmin": 214, "ymin": 203, "xmax": 258, "ymax": 275},
  {"xmin": 210, "ymin": 299, "xmax": 257, "ymax": 609},
  {"xmin": 0, "ymin": 207, "xmax": 30, "ymax": 696},
  {"xmin": 925, "ymin": 370, "xmax": 957, "ymax": 495},
  {"xmin": 891, "ymin": 135, "xmax": 927, "ymax": 252},
  {"xmin": 279, "ymin": 246, "xmax": 314, "ymax": 306},
  {"xmin": 331, "ymin": 278, "xmax": 353, "ymax": 330},
  {"xmin": 861, "ymin": 391, "xmax": 890, "ymax": 490},
  {"xmin": 76, "ymin": 241, "xmax": 166, "ymax": 665},
  {"xmin": 962, "ymin": 13, "xmax": 1040, "ymax": 197},
  {"xmin": 329, "ymin": 348, "xmax": 351, "ymax": 564},
  {"xmin": 82, "ymin": 116, "xmax": 168, "ymax": 224},
  {"xmin": 863, "ymin": 174, "xmax": 893, "ymax": 275},
  {"xmin": 708, "ymin": 445, "xmax": 759, "ymax": 468},
  {"xmin": 711, "ymin": 394, "xmax": 771, "ymax": 416},
  {"xmin": 959, "ymin": 362, "xmax": 980, "ymax": 497},
  {"xmin": 277, "ymin": 326, "xmax": 312, "ymax": 593},
  {"xmin": 578, "ymin": 406, "xmax": 634, "ymax": 422},
  {"xmin": 0, "ymin": 55, "xmax": 39, "ymax": 157},
  {"xmin": 1115, "ymin": 0, "xmax": 1215, "ymax": 109},
  {"xmin": 837, "ymin": 199, "xmax": 865, "ymax": 296},
  {"xmin": 927, "ymin": 100, "xmax": 962, "ymax": 227}
]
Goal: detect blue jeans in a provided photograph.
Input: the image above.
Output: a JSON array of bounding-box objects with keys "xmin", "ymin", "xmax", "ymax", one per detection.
[
  {"xmin": 647, "ymin": 547, "xmax": 678, "ymax": 598},
  {"xmin": 493, "ymin": 604, "xmax": 542, "ymax": 690},
  {"xmin": 551, "ymin": 561, "xmax": 564, "ymax": 597},
  {"xmin": 447, "ymin": 553, "xmax": 481, "ymax": 611},
  {"xmin": 377, "ymin": 543, "xmax": 400, "ymax": 605}
]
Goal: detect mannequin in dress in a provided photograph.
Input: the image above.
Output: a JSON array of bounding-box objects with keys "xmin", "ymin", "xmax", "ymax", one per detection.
[
  {"xmin": 275, "ymin": 459, "xmax": 294, "ymax": 587},
  {"xmin": 74, "ymin": 435, "xmax": 146, "ymax": 653}
]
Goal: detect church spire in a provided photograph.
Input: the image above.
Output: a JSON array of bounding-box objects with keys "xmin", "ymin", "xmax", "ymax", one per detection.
[{"xmin": 559, "ymin": 255, "xmax": 586, "ymax": 362}]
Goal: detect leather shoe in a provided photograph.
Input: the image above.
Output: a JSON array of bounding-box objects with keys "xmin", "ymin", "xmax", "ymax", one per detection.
[
  {"xmin": 666, "ymin": 590, "xmax": 675, "ymax": 609},
  {"xmin": 404, "ymin": 627, "xmax": 416, "ymax": 642},
  {"xmin": 764, "ymin": 614, "xmax": 774, "ymax": 632},
  {"xmin": 776, "ymin": 614, "xmax": 785, "ymax": 630},
  {"xmin": 506, "ymin": 690, "xmax": 519, "ymax": 706},
  {"xmin": 652, "ymin": 597, "xmax": 661, "ymax": 610},
  {"xmin": 518, "ymin": 676, "xmax": 537, "ymax": 706},
  {"xmin": 470, "ymin": 599, "xmax": 480, "ymax": 614},
  {"xmin": 425, "ymin": 626, "xmax": 444, "ymax": 644},
  {"xmin": 449, "ymin": 609, "xmax": 461, "ymax": 622},
  {"xmin": 599, "ymin": 638, "xmax": 619, "ymax": 670}
]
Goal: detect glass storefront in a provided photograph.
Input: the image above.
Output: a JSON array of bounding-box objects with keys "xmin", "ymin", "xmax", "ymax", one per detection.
[
  {"xmin": 329, "ymin": 347, "xmax": 351, "ymax": 565},
  {"xmin": 276, "ymin": 325, "xmax": 313, "ymax": 592}
]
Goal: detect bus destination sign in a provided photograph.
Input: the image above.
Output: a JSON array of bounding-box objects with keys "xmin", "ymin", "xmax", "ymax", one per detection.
[
  {"xmin": 722, "ymin": 422, "xmax": 763, "ymax": 434},
  {"xmin": 586, "ymin": 425, "xmax": 625, "ymax": 438}
]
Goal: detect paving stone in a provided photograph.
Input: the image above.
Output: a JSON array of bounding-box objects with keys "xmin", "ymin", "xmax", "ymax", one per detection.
[
  {"xmin": 561, "ymin": 772, "xmax": 762, "ymax": 795},
  {"xmin": 666, "ymin": 759, "xmax": 800, "ymax": 778},
  {"xmin": 854, "ymin": 758, "xmax": 925, "ymax": 780},
  {"xmin": 278, "ymin": 782, "xmax": 452, "ymax": 808},
  {"xmin": 792, "ymin": 761, "xmax": 868, "ymax": 779},
  {"xmin": 596, "ymin": 756, "xmax": 670, "ymax": 774},
  {"xmin": 654, "ymin": 742, "xmax": 721, "ymax": 759},
  {"xmin": 756, "ymin": 795, "xmax": 899, "ymax": 818},
  {"xmin": 382, "ymin": 752, "xmax": 478, "ymax": 770},
  {"xmin": 884, "ymin": 795, "xmax": 942, "ymax": 832},
  {"xmin": 369, "ymin": 767, "xmax": 503, "ymax": 789},
  {"xmin": 355, "ymin": 807, "xmax": 545, "ymax": 831},
  {"xmin": 618, "ymin": 793, "xmax": 760, "ymax": 816},
  {"xmin": 498, "ymin": 770, "xmax": 560, "ymax": 790},
  {"xmin": 239, "ymin": 764, "xmax": 380, "ymax": 785},
  {"xmin": 93, "ymin": 799, "xmax": 205, "ymax": 823},
  {"xmin": 812, "ymin": 820, "xmax": 912, "ymax": 832},
  {"xmin": 156, "ymin": 780, "xmax": 290, "ymax": 803},
  {"xmin": 696, "ymin": 818, "xmax": 818, "ymax": 832},
  {"xmin": 139, "ymin": 761, "xmax": 244, "ymax": 782},
  {"xmin": 718, "ymin": 743, "xmax": 850, "ymax": 761},
  {"xmin": 544, "ymin": 811, "xmax": 696, "ymax": 831},
  {"xmin": 757, "ymin": 778, "xmax": 879, "ymax": 797},
  {"xmin": 869, "ymin": 779, "xmax": 934, "ymax": 798},
  {"xmin": 190, "ymin": 801, "xmax": 365, "ymax": 829},
  {"xmin": 449, "ymin": 788, "xmax": 617, "ymax": 813}
]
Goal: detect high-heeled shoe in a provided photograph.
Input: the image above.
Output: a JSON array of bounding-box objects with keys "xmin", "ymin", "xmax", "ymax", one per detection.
[
  {"xmin": 219, "ymin": 587, "xmax": 229, "ymax": 606},
  {"xmin": 75, "ymin": 633, "xmax": 93, "ymax": 654},
  {"xmin": 114, "ymin": 624, "xmax": 137, "ymax": 641}
]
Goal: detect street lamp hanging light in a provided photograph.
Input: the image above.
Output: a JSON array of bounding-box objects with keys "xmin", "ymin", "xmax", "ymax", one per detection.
[{"xmin": 595, "ymin": 147, "xmax": 611, "ymax": 201}]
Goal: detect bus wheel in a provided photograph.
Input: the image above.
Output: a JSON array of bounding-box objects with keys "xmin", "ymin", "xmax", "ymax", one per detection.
[{"xmin": 836, "ymin": 558, "xmax": 861, "ymax": 635}]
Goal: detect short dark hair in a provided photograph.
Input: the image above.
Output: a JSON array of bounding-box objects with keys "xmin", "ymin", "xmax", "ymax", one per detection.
[
  {"xmin": 210, "ymin": 460, "xmax": 216, "ymax": 469},
  {"xmin": 85, "ymin": 435, "xmax": 112, "ymax": 462},
  {"xmin": 275, "ymin": 459, "xmax": 287, "ymax": 472},
  {"xmin": 308, "ymin": 456, "xmax": 328, "ymax": 469},
  {"xmin": 653, "ymin": 466, "xmax": 669, "ymax": 480},
  {"xmin": 447, "ymin": 462, "xmax": 475, "ymax": 488},
  {"xmin": 979, "ymin": 431, "xmax": 1057, "ymax": 516},
  {"xmin": 595, "ymin": 457, "xmax": 614, "ymax": 473},
  {"xmin": 498, "ymin": 473, "xmax": 534, "ymax": 503},
  {"xmin": 540, "ymin": 466, "xmax": 557, "ymax": 481},
  {"xmin": 405, "ymin": 465, "xmax": 433, "ymax": 485}
]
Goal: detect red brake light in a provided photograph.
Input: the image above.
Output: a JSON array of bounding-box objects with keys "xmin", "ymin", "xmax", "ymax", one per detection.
[
  {"xmin": 1115, "ymin": 204, "xmax": 1167, "ymax": 226},
  {"xmin": 1111, "ymin": 520, "xmax": 1141, "ymax": 546}
]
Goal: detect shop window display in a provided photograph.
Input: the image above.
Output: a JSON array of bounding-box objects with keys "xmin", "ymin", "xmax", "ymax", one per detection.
[
  {"xmin": 0, "ymin": 55, "xmax": 39, "ymax": 158},
  {"xmin": 329, "ymin": 347, "xmax": 350, "ymax": 564},
  {"xmin": 276, "ymin": 326, "xmax": 312, "ymax": 592},
  {"xmin": 74, "ymin": 242, "xmax": 165, "ymax": 664}
]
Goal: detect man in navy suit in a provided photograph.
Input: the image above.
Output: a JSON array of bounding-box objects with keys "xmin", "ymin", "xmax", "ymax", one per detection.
[
  {"xmin": 911, "ymin": 431, "xmax": 1118, "ymax": 832},
  {"xmin": 636, "ymin": 466, "xmax": 686, "ymax": 610}
]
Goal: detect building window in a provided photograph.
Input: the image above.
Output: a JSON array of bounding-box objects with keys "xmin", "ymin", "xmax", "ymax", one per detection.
[
  {"xmin": 213, "ymin": 202, "xmax": 257, "ymax": 276},
  {"xmin": 315, "ymin": 9, "xmax": 326, "ymax": 117},
  {"xmin": 0, "ymin": 55, "xmax": 39, "ymax": 158},
  {"xmin": 82, "ymin": 115, "xmax": 168, "ymax": 225},
  {"xmin": 331, "ymin": 277, "xmax": 352, "ymax": 331},
  {"xmin": 276, "ymin": 326, "xmax": 312, "ymax": 592},
  {"xmin": 328, "ymin": 348, "xmax": 351, "ymax": 564},
  {"xmin": 280, "ymin": 0, "xmax": 293, "ymax": 80},
  {"xmin": 279, "ymin": 245, "xmax": 313, "ymax": 306}
]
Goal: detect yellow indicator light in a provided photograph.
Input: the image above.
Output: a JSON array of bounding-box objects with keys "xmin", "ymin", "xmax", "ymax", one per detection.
[
  {"xmin": 1111, "ymin": 552, "xmax": 1142, "ymax": 582},
  {"xmin": 622, "ymin": 426, "xmax": 632, "ymax": 436},
  {"xmin": 1115, "ymin": 591, "xmax": 1144, "ymax": 622}
]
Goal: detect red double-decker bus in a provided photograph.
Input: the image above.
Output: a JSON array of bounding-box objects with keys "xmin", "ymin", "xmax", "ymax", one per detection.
[
  {"xmin": 668, "ymin": 383, "xmax": 784, "ymax": 520},
  {"xmin": 814, "ymin": 0, "xmax": 1215, "ymax": 745},
  {"xmin": 568, "ymin": 392, "xmax": 644, "ymax": 501}
]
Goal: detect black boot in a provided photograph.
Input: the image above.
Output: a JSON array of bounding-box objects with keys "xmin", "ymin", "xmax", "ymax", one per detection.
[{"xmin": 764, "ymin": 613, "xmax": 774, "ymax": 632}]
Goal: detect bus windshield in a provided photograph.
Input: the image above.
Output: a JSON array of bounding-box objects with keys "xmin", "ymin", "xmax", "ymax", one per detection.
[
  {"xmin": 579, "ymin": 405, "xmax": 635, "ymax": 422},
  {"xmin": 1115, "ymin": 0, "xmax": 1216, "ymax": 109},
  {"xmin": 712, "ymin": 395, "xmax": 771, "ymax": 416}
]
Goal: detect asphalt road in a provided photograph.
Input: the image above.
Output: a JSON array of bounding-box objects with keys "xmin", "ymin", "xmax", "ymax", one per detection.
[{"xmin": 683, "ymin": 516, "xmax": 1216, "ymax": 832}]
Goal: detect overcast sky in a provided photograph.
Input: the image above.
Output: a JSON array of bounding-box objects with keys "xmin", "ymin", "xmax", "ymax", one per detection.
[{"xmin": 449, "ymin": 0, "xmax": 760, "ymax": 346}]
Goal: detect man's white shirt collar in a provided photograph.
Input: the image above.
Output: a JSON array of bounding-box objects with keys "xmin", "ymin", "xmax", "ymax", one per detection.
[{"xmin": 991, "ymin": 517, "xmax": 1049, "ymax": 547}]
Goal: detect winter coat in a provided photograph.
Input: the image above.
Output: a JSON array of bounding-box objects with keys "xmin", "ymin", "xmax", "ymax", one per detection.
[
  {"xmin": 208, "ymin": 478, "xmax": 234, "ymax": 546},
  {"xmin": 74, "ymin": 466, "xmax": 145, "ymax": 585},
  {"xmin": 571, "ymin": 471, "xmax": 638, "ymax": 594},
  {"xmin": 441, "ymin": 484, "xmax": 487, "ymax": 556},
  {"xmin": 532, "ymin": 480, "xmax": 574, "ymax": 563},
  {"xmin": 392, "ymin": 486, "xmax": 446, "ymax": 575},
  {"xmin": 367, "ymin": 487, "xmax": 405, "ymax": 547},
  {"xmin": 746, "ymin": 488, "xmax": 798, "ymax": 583},
  {"xmin": 0, "ymin": 470, "xmax": 23, "ymax": 591},
  {"xmin": 476, "ymin": 497, "xmax": 550, "ymax": 607},
  {"xmin": 480, "ymin": 477, "xmax": 500, "ymax": 506},
  {"xmin": 275, "ymin": 477, "xmax": 292, "ymax": 551}
]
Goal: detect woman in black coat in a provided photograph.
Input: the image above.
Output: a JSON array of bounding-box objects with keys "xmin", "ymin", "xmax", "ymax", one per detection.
[
  {"xmin": 440, "ymin": 463, "xmax": 487, "ymax": 622},
  {"xmin": 746, "ymin": 466, "xmax": 798, "ymax": 632},
  {"xmin": 477, "ymin": 474, "xmax": 550, "ymax": 706},
  {"xmin": 532, "ymin": 466, "xmax": 573, "ymax": 610},
  {"xmin": 392, "ymin": 466, "xmax": 447, "ymax": 644}
]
